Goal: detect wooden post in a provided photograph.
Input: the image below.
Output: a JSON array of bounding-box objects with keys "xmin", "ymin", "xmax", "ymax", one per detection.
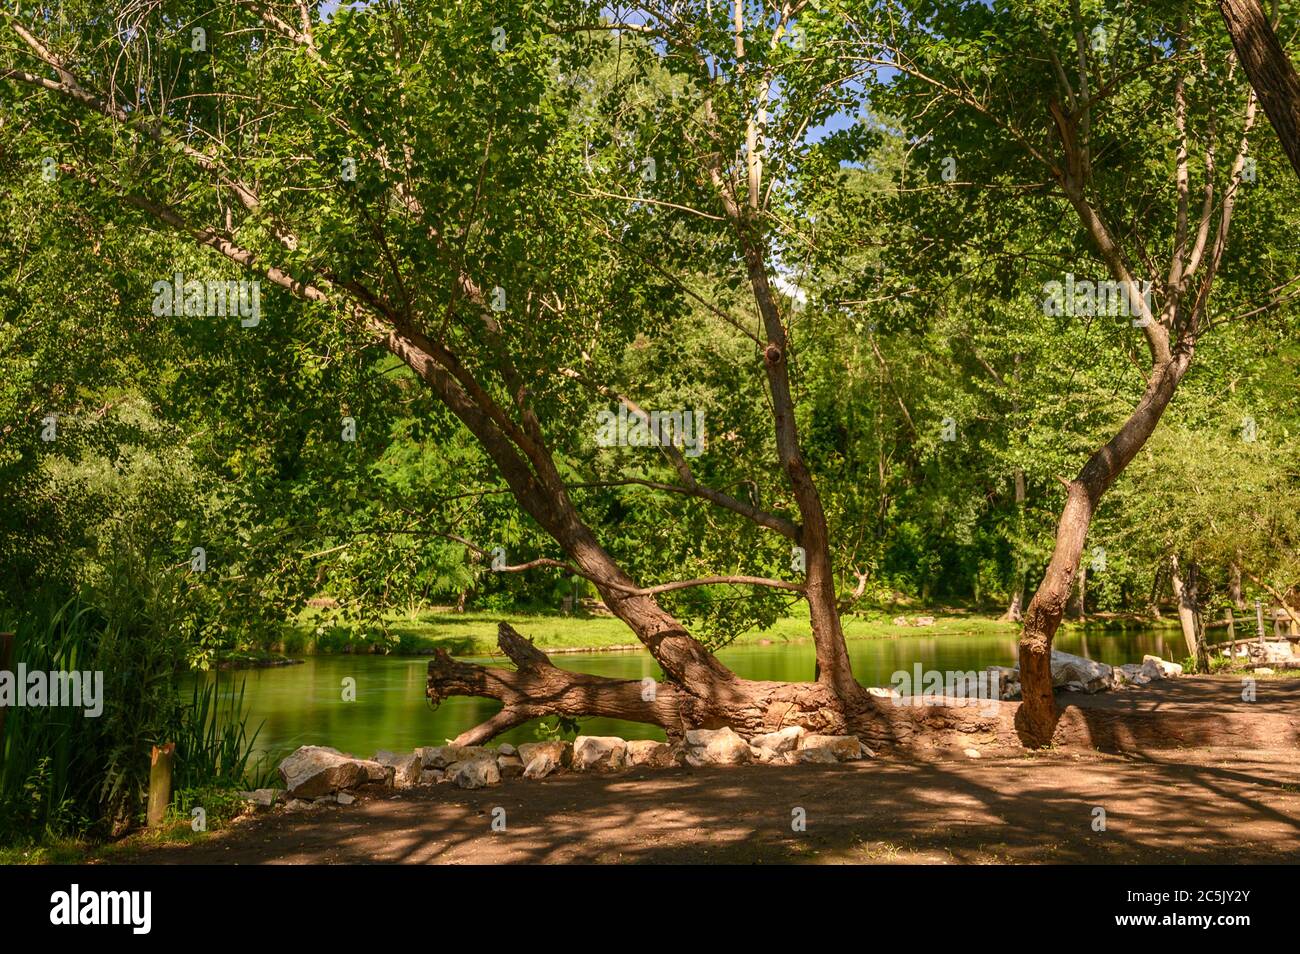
[
  {"xmin": 0, "ymin": 632, "xmax": 14, "ymax": 752},
  {"xmin": 147, "ymin": 743, "xmax": 176, "ymax": 828}
]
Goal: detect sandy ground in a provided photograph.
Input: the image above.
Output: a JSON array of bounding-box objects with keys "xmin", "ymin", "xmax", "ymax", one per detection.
[
  {"xmin": 116, "ymin": 676, "xmax": 1300, "ymax": 865},
  {"xmin": 120, "ymin": 744, "xmax": 1299, "ymax": 865}
]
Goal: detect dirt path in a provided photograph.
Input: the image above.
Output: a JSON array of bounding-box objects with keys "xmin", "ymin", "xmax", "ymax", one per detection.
[
  {"xmin": 119, "ymin": 677, "xmax": 1300, "ymax": 865},
  {"xmin": 124, "ymin": 745, "xmax": 1300, "ymax": 865}
]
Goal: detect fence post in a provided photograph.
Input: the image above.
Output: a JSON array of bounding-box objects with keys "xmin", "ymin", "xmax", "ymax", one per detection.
[
  {"xmin": 0, "ymin": 632, "xmax": 13, "ymax": 752},
  {"xmin": 147, "ymin": 743, "xmax": 176, "ymax": 828}
]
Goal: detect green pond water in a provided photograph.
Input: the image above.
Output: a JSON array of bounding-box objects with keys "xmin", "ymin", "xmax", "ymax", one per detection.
[{"xmin": 210, "ymin": 627, "xmax": 1183, "ymax": 766}]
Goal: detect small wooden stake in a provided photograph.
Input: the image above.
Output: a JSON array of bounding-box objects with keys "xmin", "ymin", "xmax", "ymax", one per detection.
[{"xmin": 147, "ymin": 742, "xmax": 176, "ymax": 828}]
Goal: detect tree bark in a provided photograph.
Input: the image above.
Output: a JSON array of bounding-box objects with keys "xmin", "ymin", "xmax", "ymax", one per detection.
[
  {"xmin": 1018, "ymin": 353, "xmax": 1191, "ymax": 745},
  {"xmin": 1071, "ymin": 563, "xmax": 1087, "ymax": 622},
  {"xmin": 1229, "ymin": 560, "xmax": 1245, "ymax": 610},
  {"xmin": 1216, "ymin": 0, "xmax": 1300, "ymax": 180},
  {"xmin": 1170, "ymin": 555, "xmax": 1211, "ymax": 673},
  {"xmin": 1002, "ymin": 468, "xmax": 1026, "ymax": 622},
  {"xmin": 430, "ymin": 625, "xmax": 1057, "ymax": 753},
  {"xmin": 1148, "ymin": 561, "xmax": 1166, "ymax": 619}
]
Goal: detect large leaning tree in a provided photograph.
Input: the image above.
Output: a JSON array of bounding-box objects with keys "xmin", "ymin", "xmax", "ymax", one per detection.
[
  {"xmin": 1, "ymin": 0, "xmax": 1285, "ymax": 750},
  {"xmin": 839, "ymin": 0, "xmax": 1292, "ymax": 742}
]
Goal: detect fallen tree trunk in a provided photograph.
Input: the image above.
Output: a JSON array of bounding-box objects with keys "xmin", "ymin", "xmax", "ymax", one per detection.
[{"xmin": 429, "ymin": 625, "xmax": 1300, "ymax": 755}]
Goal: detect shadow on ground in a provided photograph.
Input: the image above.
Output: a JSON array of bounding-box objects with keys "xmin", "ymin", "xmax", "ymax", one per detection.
[{"xmin": 126, "ymin": 745, "xmax": 1300, "ymax": 865}]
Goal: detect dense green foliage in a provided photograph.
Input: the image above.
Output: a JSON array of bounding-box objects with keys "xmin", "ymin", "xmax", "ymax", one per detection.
[{"xmin": 2, "ymin": 0, "xmax": 1299, "ymax": 841}]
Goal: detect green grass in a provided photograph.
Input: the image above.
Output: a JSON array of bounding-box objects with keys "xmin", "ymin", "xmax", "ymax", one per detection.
[
  {"xmin": 0, "ymin": 800, "xmax": 252, "ymax": 865},
  {"xmin": 273, "ymin": 605, "xmax": 1166, "ymax": 657}
]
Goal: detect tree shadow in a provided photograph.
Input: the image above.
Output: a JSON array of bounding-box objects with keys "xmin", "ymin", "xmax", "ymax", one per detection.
[{"xmin": 124, "ymin": 749, "xmax": 1300, "ymax": 865}]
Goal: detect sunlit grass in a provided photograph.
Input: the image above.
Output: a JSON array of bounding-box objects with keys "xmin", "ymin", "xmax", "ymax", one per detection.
[{"xmin": 273, "ymin": 605, "xmax": 1173, "ymax": 656}]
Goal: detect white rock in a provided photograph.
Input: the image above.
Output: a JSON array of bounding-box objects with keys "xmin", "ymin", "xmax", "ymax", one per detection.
[
  {"xmin": 749, "ymin": 726, "xmax": 805, "ymax": 758},
  {"xmin": 625, "ymin": 739, "xmax": 676, "ymax": 767},
  {"xmin": 522, "ymin": 752, "xmax": 560, "ymax": 779},
  {"xmin": 336, "ymin": 792, "xmax": 356, "ymax": 806},
  {"xmin": 374, "ymin": 750, "xmax": 422, "ymax": 789},
  {"xmin": 795, "ymin": 746, "xmax": 839, "ymax": 764},
  {"xmin": 963, "ymin": 748, "xmax": 982, "ymax": 759},
  {"xmin": 798, "ymin": 734, "xmax": 865, "ymax": 762},
  {"xmin": 683, "ymin": 727, "xmax": 751, "ymax": 765},
  {"xmin": 915, "ymin": 616, "xmax": 936, "ymax": 627},
  {"xmin": 1117, "ymin": 663, "xmax": 1151, "ymax": 686},
  {"xmin": 278, "ymin": 746, "xmax": 389, "ymax": 798},
  {"xmin": 517, "ymin": 741, "xmax": 570, "ymax": 769},
  {"xmin": 497, "ymin": 743, "xmax": 517, "ymax": 757},
  {"xmin": 572, "ymin": 735, "xmax": 628, "ymax": 772},
  {"xmin": 419, "ymin": 769, "xmax": 444, "ymax": 785},
  {"xmin": 240, "ymin": 788, "xmax": 283, "ymax": 809},
  {"xmin": 449, "ymin": 757, "xmax": 500, "ymax": 789},
  {"xmin": 1250, "ymin": 642, "xmax": 1296, "ymax": 664},
  {"xmin": 1051, "ymin": 650, "xmax": 1115, "ymax": 693},
  {"xmin": 417, "ymin": 744, "xmax": 493, "ymax": 769},
  {"xmin": 498, "ymin": 754, "xmax": 525, "ymax": 778},
  {"xmin": 1142, "ymin": 654, "xmax": 1183, "ymax": 679},
  {"xmin": 1253, "ymin": 667, "xmax": 1275, "ymax": 675},
  {"xmin": 892, "ymin": 616, "xmax": 910, "ymax": 626}
]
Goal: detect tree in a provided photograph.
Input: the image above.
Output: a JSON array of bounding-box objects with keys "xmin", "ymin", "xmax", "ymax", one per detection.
[
  {"xmin": 3, "ymin": 1, "xmax": 1290, "ymax": 752},
  {"xmin": 841, "ymin": 0, "xmax": 1287, "ymax": 742},
  {"xmin": 2, "ymin": 0, "xmax": 998, "ymax": 750},
  {"xmin": 1216, "ymin": 0, "xmax": 1300, "ymax": 178}
]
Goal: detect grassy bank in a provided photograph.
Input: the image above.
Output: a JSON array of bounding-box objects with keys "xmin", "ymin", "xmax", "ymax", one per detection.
[{"xmin": 274, "ymin": 607, "xmax": 1177, "ymax": 658}]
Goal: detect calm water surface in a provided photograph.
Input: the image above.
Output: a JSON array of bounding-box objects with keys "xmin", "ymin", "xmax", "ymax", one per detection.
[{"xmin": 209, "ymin": 628, "xmax": 1183, "ymax": 765}]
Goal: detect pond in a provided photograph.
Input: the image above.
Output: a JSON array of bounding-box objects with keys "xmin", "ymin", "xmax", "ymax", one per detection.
[{"xmin": 209, "ymin": 627, "xmax": 1184, "ymax": 767}]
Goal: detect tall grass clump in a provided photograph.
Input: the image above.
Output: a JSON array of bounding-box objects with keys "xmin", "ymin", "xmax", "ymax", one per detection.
[{"xmin": 0, "ymin": 594, "xmax": 265, "ymax": 845}]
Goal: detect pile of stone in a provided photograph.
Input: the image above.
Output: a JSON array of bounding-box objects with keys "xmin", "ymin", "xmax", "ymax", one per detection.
[
  {"xmin": 969, "ymin": 651, "xmax": 1183, "ymax": 702},
  {"xmin": 1246, "ymin": 641, "xmax": 1297, "ymax": 666},
  {"xmin": 1115, "ymin": 654, "xmax": 1184, "ymax": 687},
  {"xmin": 249, "ymin": 727, "xmax": 875, "ymax": 807}
]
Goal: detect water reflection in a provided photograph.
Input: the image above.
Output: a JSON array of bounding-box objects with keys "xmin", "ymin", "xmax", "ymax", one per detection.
[{"xmin": 207, "ymin": 628, "xmax": 1183, "ymax": 765}]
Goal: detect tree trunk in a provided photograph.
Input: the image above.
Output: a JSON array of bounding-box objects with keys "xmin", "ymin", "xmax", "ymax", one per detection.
[
  {"xmin": 1170, "ymin": 555, "xmax": 1211, "ymax": 673},
  {"xmin": 1148, "ymin": 562, "xmax": 1165, "ymax": 619},
  {"xmin": 1229, "ymin": 560, "xmax": 1245, "ymax": 610},
  {"xmin": 1002, "ymin": 468, "xmax": 1026, "ymax": 622},
  {"xmin": 147, "ymin": 743, "xmax": 176, "ymax": 829},
  {"xmin": 1216, "ymin": 0, "xmax": 1300, "ymax": 180},
  {"xmin": 429, "ymin": 623, "xmax": 1024, "ymax": 751},
  {"xmin": 1018, "ymin": 354, "xmax": 1191, "ymax": 745},
  {"xmin": 1073, "ymin": 564, "xmax": 1087, "ymax": 622},
  {"xmin": 1004, "ymin": 583, "xmax": 1024, "ymax": 623}
]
